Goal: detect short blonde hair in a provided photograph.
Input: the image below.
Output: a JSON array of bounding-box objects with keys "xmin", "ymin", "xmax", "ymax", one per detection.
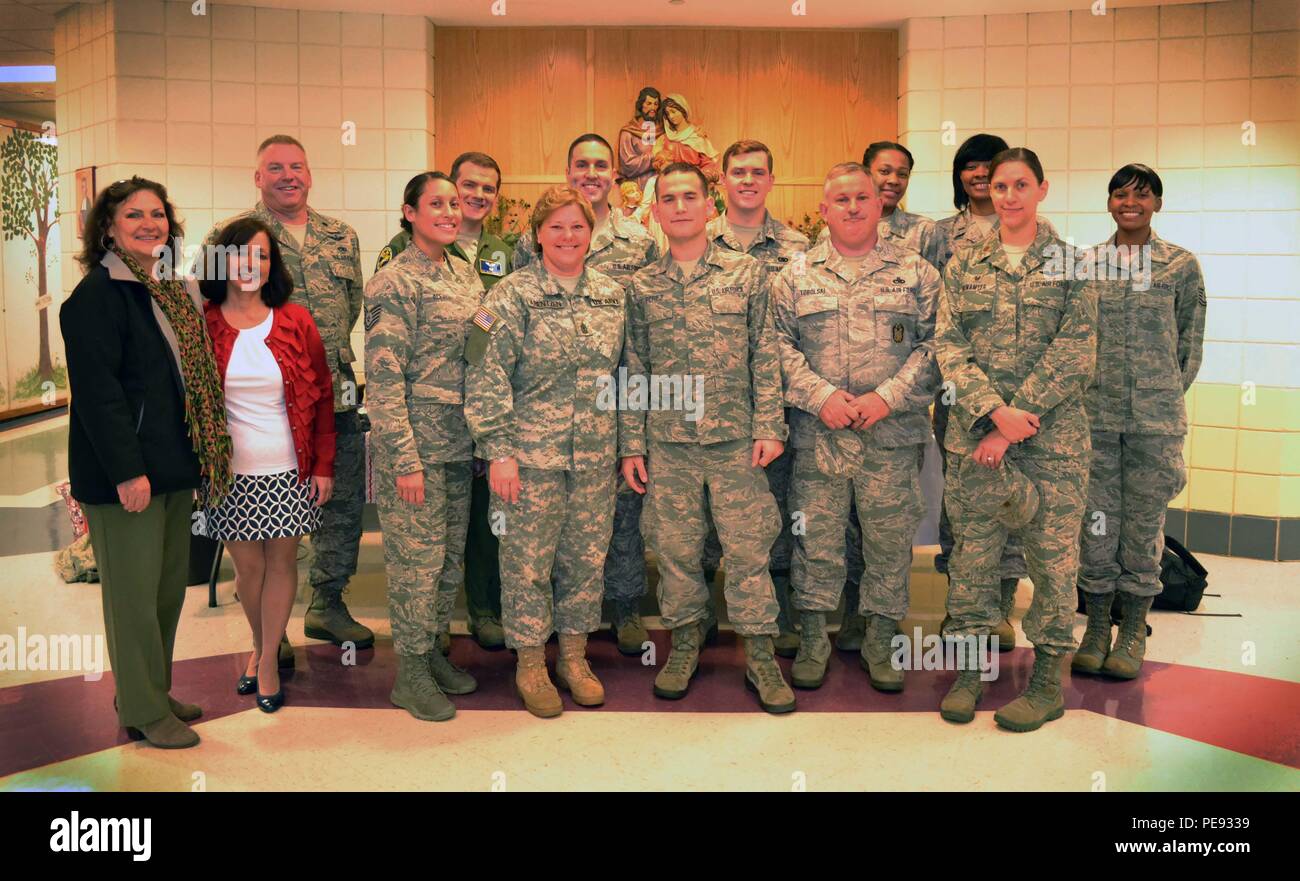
[{"xmin": 530, "ymin": 185, "xmax": 596, "ymax": 254}]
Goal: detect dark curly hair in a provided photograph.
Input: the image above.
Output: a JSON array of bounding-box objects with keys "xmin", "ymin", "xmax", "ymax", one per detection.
[
  {"xmin": 76, "ymin": 176, "xmax": 185, "ymax": 273},
  {"xmin": 198, "ymin": 217, "xmax": 293, "ymax": 307}
]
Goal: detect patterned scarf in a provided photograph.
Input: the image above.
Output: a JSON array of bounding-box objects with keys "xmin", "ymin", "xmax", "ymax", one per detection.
[{"xmin": 112, "ymin": 247, "xmax": 233, "ymax": 503}]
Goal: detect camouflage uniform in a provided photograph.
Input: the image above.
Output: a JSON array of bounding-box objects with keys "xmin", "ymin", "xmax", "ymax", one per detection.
[
  {"xmin": 365, "ymin": 245, "xmax": 480, "ymax": 654},
  {"xmin": 464, "ymin": 263, "xmax": 626, "ymax": 648},
  {"xmin": 936, "ymin": 223, "xmax": 1097, "ymax": 655},
  {"xmin": 928, "ymin": 210, "xmax": 1061, "ymax": 580},
  {"xmin": 206, "ymin": 203, "xmax": 365, "ymax": 597},
  {"xmin": 516, "ymin": 214, "xmax": 658, "ymax": 615},
  {"xmin": 1079, "ymin": 231, "xmax": 1204, "ymax": 598},
  {"xmin": 376, "ymin": 228, "xmax": 513, "ymax": 629},
  {"xmin": 620, "ymin": 243, "xmax": 787, "ymax": 635},
  {"xmin": 706, "ymin": 212, "xmax": 810, "ymax": 577},
  {"xmin": 771, "ymin": 238, "xmax": 939, "ymax": 620}
]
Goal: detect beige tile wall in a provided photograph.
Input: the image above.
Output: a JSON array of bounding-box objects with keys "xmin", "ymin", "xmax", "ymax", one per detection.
[
  {"xmin": 898, "ymin": 0, "xmax": 1300, "ymax": 519},
  {"xmin": 54, "ymin": 0, "xmax": 436, "ymax": 364}
]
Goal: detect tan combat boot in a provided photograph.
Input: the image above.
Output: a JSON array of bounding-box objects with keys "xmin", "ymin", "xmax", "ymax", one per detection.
[
  {"xmin": 995, "ymin": 649, "xmax": 1066, "ymax": 732},
  {"xmin": 790, "ymin": 611, "xmax": 831, "ymax": 689},
  {"xmin": 743, "ymin": 635, "xmax": 796, "ymax": 714},
  {"xmin": 654, "ymin": 625, "xmax": 701, "ymax": 699},
  {"xmin": 555, "ymin": 633, "xmax": 605, "ymax": 706},
  {"xmin": 1072, "ymin": 591, "xmax": 1115, "ymax": 674},
  {"xmin": 1102, "ymin": 593, "xmax": 1154, "ymax": 680},
  {"xmin": 859, "ymin": 614, "xmax": 904, "ymax": 692},
  {"xmin": 939, "ymin": 667, "xmax": 985, "ymax": 724},
  {"xmin": 515, "ymin": 645, "xmax": 563, "ymax": 718}
]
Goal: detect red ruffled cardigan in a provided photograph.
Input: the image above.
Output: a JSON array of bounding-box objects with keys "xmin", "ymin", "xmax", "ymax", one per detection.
[{"xmin": 204, "ymin": 301, "xmax": 336, "ymax": 481}]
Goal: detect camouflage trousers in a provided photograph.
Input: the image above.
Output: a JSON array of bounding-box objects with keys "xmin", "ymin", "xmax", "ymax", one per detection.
[
  {"xmin": 491, "ymin": 466, "xmax": 617, "ymax": 648},
  {"xmin": 376, "ymin": 458, "xmax": 472, "ymax": 656},
  {"xmin": 932, "ymin": 396, "xmax": 1027, "ymax": 579},
  {"xmin": 603, "ymin": 484, "xmax": 648, "ymax": 611},
  {"xmin": 604, "ymin": 450, "xmax": 794, "ymax": 608},
  {"xmin": 942, "ymin": 452, "xmax": 1089, "ymax": 656},
  {"xmin": 309, "ymin": 411, "xmax": 366, "ymax": 596},
  {"xmin": 790, "ymin": 443, "xmax": 924, "ymax": 621},
  {"xmin": 1079, "ymin": 431, "xmax": 1186, "ymax": 598},
  {"xmin": 643, "ymin": 438, "xmax": 780, "ymax": 636}
]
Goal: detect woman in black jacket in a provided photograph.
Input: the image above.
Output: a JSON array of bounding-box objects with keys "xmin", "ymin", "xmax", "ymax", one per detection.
[{"xmin": 61, "ymin": 177, "xmax": 233, "ymax": 750}]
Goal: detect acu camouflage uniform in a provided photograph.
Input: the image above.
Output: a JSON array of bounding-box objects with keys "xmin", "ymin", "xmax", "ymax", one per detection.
[
  {"xmin": 365, "ymin": 245, "xmax": 481, "ymax": 655},
  {"xmin": 463, "ymin": 263, "xmax": 626, "ymax": 649},
  {"xmin": 206, "ymin": 203, "xmax": 365, "ymax": 598},
  {"xmin": 1079, "ymin": 231, "xmax": 1205, "ymax": 598},
  {"xmin": 706, "ymin": 212, "xmax": 810, "ymax": 578},
  {"xmin": 929, "ymin": 210, "xmax": 1060, "ymax": 580},
  {"xmin": 376, "ymin": 227, "xmax": 514, "ymax": 626},
  {"xmin": 772, "ymin": 237, "xmax": 939, "ymax": 621},
  {"xmin": 514, "ymin": 213, "xmax": 660, "ymax": 617},
  {"xmin": 620, "ymin": 243, "xmax": 787, "ymax": 636},
  {"xmin": 936, "ymin": 223, "xmax": 1098, "ymax": 656}
]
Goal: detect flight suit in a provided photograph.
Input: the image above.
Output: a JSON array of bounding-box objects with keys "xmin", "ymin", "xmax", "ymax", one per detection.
[
  {"xmin": 936, "ymin": 224, "xmax": 1097, "ymax": 656},
  {"xmin": 464, "ymin": 263, "xmax": 626, "ymax": 648},
  {"xmin": 365, "ymin": 245, "xmax": 480, "ymax": 655},
  {"xmin": 620, "ymin": 243, "xmax": 787, "ymax": 635},
  {"xmin": 1079, "ymin": 231, "xmax": 1205, "ymax": 598},
  {"xmin": 772, "ymin": 238, "xmax": 940, "ymax": 621}
]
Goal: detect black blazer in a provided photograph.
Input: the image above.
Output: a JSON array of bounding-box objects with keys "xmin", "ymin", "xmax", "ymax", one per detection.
[{"xmin": 60, "ymin": 256, "xmax": 202, "ymax": 505}]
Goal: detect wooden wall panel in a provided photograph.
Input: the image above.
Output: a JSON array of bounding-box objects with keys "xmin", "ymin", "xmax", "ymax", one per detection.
[{"xmin": 434, "ymin": 27, "xmax": 897, "ymax": 225}]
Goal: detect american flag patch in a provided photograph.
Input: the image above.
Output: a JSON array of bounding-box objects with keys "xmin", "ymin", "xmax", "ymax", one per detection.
[{"xmin": 472, "ymin": 307, "xmax": 499, "ymax": 333}]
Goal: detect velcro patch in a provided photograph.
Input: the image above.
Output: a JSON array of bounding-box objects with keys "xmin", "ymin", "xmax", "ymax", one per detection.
[{"xmin": 472, "ymin": 307, "xmax": 500, "ymax": 333}]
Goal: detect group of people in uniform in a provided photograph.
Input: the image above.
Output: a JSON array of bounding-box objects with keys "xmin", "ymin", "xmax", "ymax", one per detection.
[{"xmin": 201, "ymin": 106, "xmax": 1206, "ymax": 732}]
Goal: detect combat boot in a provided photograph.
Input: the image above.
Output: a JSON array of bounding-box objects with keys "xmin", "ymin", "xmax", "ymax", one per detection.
[
  {"xmin": 391, "ymin": 652, "xmax": 455, "ymax": 722},
  {"xmin": 835, "ymin": 610, "xmax": 866, "ymax": 652},
  {"xmin": 1102, "ymin": 593, "xmax": 1154, "ymax": 680},
  {"xmin": 743, "ymin": 636, "xmax": 796, "ymax": 714},
  {"xmin": 993, "ymin": 577, "xmax": 1018, "ymax": 651},
  {"xmin": 612, "ymin": 603, "xmax": 649, "ymax": 656},
  {"xmin": 555, "ymin": 633, "xmax": 605, "ymax": 706},
  {"xmin": 304, "ymin": 588, "xmax": 375, "ymax": 648},
  {"xmin": 995, "ymin": 649, "xmax": 1065, "ymax": 732},
  {"xmin": 939, "ymin": 667, "xmax": 985, "ymax": 724},
  {"xmin": 1072, "ymin": 591, "xmax": 1115, "ymax": 675},
  {"xmin": 468, "ymin": 615, "xmax": 506, "ymax": 650},
  {"xmin": 790, "ymin": 611, "xmax": 831, "ymax": 689},
  {"xmin": 772, "ymin": 571, "xmax": 800, "ymax": 658},
  {"xmin": 515, "ymin": 645, "xmax": 562, "ymax": 718},
  {"xmin": 653, "ymin": 625, "xmax": 701, "ymax": 699},
  {"xmin": 859, "ymin": 614, "xmax": 904, "ymax": 692},
  {"xmin": 427, "ymin": 648, "xmax": 477, "ymax": 695},
  {"xmin": 436, "ymin": 626, "xmax": 451, "ymax": 656}
]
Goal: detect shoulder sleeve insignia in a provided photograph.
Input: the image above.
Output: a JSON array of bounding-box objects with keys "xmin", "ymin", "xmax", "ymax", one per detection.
[
  {"xmin": 376, "ymin": 246, "xmax": 393, "ymax": 270},
  {"xmin": 472, "ymin": 306, "xmax": 501, "ymax": 333}
]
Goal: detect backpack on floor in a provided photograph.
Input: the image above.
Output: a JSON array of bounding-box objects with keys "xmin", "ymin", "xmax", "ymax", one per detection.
[{"xmin": 1151, "ymin": 534, "xmax": 1209, "ymax": 612}]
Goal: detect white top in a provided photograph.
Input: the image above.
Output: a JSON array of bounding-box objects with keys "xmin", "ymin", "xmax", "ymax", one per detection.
[{"xmin": 225, "ymin": 310, "xmax": 298, "ymax": 476}]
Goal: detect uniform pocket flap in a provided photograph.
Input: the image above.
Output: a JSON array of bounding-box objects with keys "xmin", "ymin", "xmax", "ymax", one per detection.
[
  {"xmin": 710, "ymin": 293, "xmax": 746, "ymax": 314},
  {"xmin": 1133, "ymin": 373, "xmax": 1181, "ymax": 390},
  {"xmin": 795, "ymin": 294, "xmax": 839, "ymax": 317},
  {"xmin": 644, "ymin": 298, "xmax": 675, "ymax": 323},
  {"xmin": 1022, "ymin": 287, "xmax": 1065, "ymax": 310},
  {"xmin": 329, "ymin": 259, "xmax": 358, "ymax": 280},
  {"xmin": 875, "ymin": 292, "xmax": 916, "ymax": 314}
]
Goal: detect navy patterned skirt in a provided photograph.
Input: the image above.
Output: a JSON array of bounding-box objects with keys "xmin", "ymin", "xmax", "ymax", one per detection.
[{"xmin": 202, "ymin": 469, "xmax": 323, "ymax": 541}]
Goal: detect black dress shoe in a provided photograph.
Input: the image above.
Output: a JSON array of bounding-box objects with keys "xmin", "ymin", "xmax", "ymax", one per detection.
[
  {"xmin": 256, "ymin": 690, "xmax": 284, "ymax": 713},
  {"xmin": 237, "ymin": 675, "xmax": 258, "ymax": 695}
]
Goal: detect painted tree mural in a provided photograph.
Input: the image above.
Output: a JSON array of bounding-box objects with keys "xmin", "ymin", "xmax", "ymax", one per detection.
[{"xmin": 1, "ymin": 128, "xmax": 59, "ymax": 385}]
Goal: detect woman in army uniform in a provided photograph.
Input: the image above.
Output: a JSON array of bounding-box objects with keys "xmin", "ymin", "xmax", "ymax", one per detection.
[
  {"xmin": 464, "ymin": 186, "xmax": 626, "ymax": 718},
  {"xmin": 366, "ymin": 172, "xmax": 482, "ymax": 722},
  {"xmin": 935, "ymin": 148, "xmax": 1097, "ymax": 733}
]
